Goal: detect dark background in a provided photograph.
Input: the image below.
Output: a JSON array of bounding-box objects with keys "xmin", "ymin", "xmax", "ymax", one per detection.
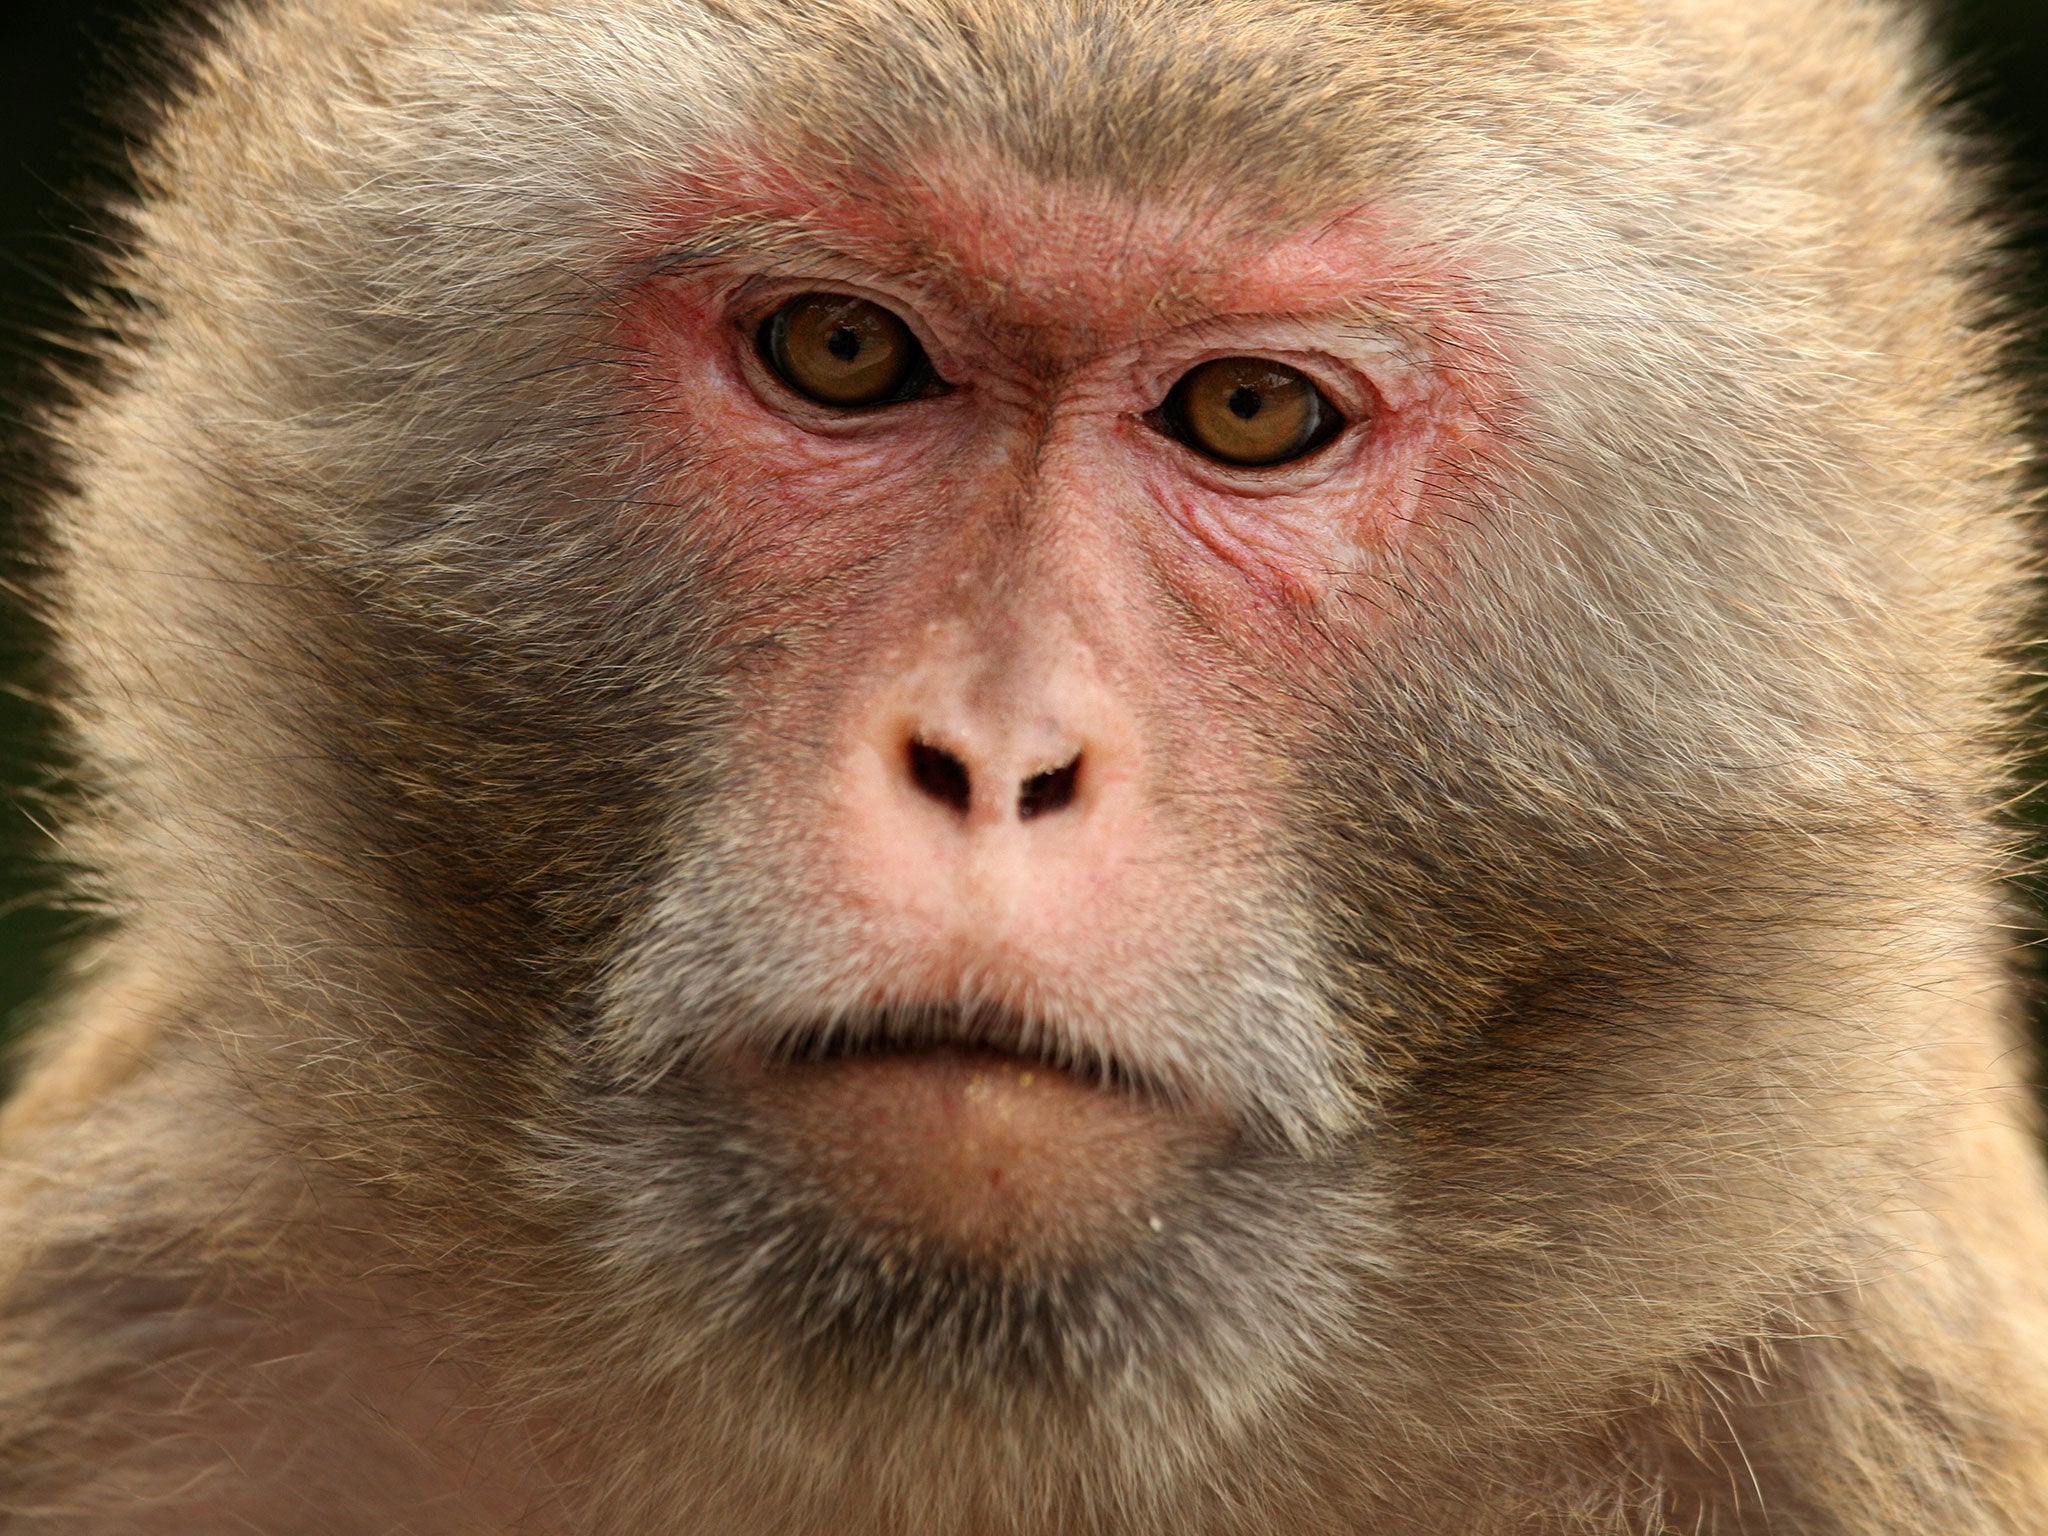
[{"xmin": 0, "ymin": 2, "xmax": 2043, "ymax": 1057}]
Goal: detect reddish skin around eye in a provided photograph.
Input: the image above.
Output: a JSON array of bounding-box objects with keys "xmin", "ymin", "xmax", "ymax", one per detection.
[
  {"xmin": 621, "ymin": 152, "xmax": 1501, "ymax": 628},
  {"xmin": 614, "ymin": 151, "xmax": 1502, "ymax": 1261}
]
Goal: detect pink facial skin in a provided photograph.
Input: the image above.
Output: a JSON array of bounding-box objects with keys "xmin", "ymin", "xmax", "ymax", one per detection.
[
  {"xmin": 614, "ymin": 151, "xmax": 1500, "ymax": 1257},
  {"xmin": 623, "ymin": 153, "xmax": 1492, "ymax": 618}
]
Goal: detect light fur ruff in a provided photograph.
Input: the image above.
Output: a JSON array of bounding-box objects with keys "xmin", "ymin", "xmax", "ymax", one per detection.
[{"xmin": 3, "ymin": 0, "xmax": 2048, "ymax": 1532}]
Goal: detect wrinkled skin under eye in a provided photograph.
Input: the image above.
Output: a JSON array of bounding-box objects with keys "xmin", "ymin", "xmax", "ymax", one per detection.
[
  {"xmin": 759, "ymin": 293, "xmax": 940, "ymax": 407},
  {"xmin": 1156, "ymin": 357, "xmax": 1345, "ymax": 467}
]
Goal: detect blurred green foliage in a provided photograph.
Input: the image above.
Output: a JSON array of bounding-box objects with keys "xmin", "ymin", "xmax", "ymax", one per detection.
[{"xmin": 0, "ymin": 2, "xmax": 2043, "ymax": 1059}]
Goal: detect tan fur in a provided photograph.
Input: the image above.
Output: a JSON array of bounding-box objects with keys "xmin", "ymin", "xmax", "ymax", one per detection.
[{"xmin": 3, "ymin": 0, "xmax": 2047, "ymax": 1531}]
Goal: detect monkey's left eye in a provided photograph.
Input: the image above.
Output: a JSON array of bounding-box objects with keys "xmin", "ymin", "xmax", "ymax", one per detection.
[
  {"xmin": 1153, "ymin": 357, "xmax": 1345, "ymax": 467},
  {"xmin": 759, "ymin": 293, "xmax": 939, "ymax": 408}
]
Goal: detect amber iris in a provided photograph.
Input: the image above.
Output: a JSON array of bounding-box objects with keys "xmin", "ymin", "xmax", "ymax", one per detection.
[
  {"xmin": 1161, "ymin": 357, "xmax": 1343, "ymax": 466},
  {"xmin": 761, "ymin": 294, "xmax": 927, "ymax": 407}
]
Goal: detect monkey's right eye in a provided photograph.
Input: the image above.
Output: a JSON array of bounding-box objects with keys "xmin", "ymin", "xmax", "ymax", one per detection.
[{"xmin": 758, "ymin": 293, "xmax": 936, "ymax": 408}]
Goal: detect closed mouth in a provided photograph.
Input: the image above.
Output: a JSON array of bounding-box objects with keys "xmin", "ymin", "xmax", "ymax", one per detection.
[{"xmin": 764, "ymin": 1003, "xmax": 1155, "ymax": 1101}]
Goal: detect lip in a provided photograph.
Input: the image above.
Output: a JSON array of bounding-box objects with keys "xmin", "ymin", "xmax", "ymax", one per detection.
[
  {"xmin": 718, "ymin": 1010, "xmax": 1233, "ymax": 1261},
  {"xmin": 763, "ymin": 1004, "xmax": 1161, "ymax": 1100}
]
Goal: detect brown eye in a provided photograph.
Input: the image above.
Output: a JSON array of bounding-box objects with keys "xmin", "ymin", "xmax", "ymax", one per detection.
[
  {"xmin": 1157, "ymin": 357, "xmax": 1344, "ymax": 467},
  {"xmin": 760, "ymin": 293, "xmax": 932, "ymax": 407}
]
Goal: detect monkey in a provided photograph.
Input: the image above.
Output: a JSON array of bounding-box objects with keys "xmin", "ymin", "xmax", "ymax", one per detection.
[{"xmin": 0, "ymin": 0, "xmax": 2046, "ymax": 1530}]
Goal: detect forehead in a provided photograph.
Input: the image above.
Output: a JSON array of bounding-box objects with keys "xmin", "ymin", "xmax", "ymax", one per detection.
[
  {"xmin": 636, "ymin": 0, "xmax": 1558, "ymax": 342},
  {"xmin": 713, "ymin": 0, "xmax": 1551, "ymax": 206}
]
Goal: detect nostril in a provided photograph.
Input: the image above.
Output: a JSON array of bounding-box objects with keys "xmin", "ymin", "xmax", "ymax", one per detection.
[
  {"xmin": 908, "ymin": 738, "xmax": 972, "ymax": 814},
  {"xmin": 1018, "ymin": 755, "xmax": 1081, "ymax": 820}
]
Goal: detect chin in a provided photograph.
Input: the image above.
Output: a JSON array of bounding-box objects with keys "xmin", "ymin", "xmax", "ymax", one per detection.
[{"xmin": 561, "ymin": 1004, "xmax": 1379, "ymax": 1432}]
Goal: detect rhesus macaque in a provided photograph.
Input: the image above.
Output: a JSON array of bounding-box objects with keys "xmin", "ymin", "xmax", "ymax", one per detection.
[{"xmin": 2, "ymin": 0, "xmax": 2046, "ymax": 1531}]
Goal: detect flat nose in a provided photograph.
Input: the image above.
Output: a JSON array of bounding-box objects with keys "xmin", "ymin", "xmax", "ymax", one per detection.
[
  {"xmin": 905, "ymin": 736, "xmax": 1083, "ymax": 822},
  {"xmin": 826, "ymin": 616, "xmax": 1146, "ymax": 951},
  {"xmin": 842, "ymin": 613, "xmax": 1134, "ymax": 862}
]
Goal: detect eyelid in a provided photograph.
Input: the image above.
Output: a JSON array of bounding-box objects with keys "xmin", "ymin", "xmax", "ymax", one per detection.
[{"xmin": 1121, "ymin": 314, "xmax": 1406, "ymax": 416}]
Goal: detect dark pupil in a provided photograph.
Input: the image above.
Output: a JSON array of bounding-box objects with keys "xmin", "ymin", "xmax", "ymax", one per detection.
[
  {"xmin": 827, "ymin": 326, "xmax": 862, "ymax": 363},
  {"xmin": 1228, "ymin": 386, "xmax": 1263, "ymax": 420}
]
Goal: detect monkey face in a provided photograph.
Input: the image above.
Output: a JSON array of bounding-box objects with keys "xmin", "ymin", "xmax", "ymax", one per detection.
[
  {"xmin": 94, "ymin": 0, "xmax": 1996, "ymax": 1498},
  {"xmin": 560, "ymin": 163, "xmax": 1446, "ymax": 1420}
]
